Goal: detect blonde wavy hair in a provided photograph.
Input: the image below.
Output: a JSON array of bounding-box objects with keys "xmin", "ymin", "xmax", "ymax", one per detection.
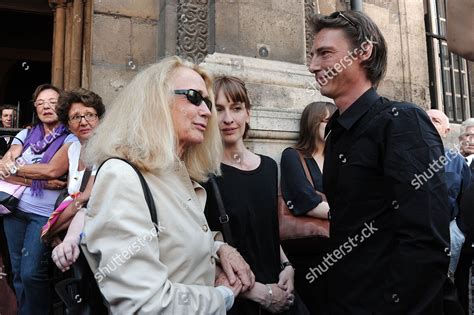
[{"xmin": 83, "ymin": 56, "xmax": 222, "ymax": 182}]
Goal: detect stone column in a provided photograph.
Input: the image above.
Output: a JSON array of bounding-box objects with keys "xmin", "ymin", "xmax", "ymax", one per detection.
[
  {"xmin": 51, "ymin": 0, "xmax": 67, "ymax": 88},
  {"xmin": 69, "ymin": 0, "xmax": 84, "ymax": 89}
]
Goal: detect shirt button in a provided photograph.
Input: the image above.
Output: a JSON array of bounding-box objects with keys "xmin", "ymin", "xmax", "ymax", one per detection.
[
  {"xmin": 338, "ymin": 153, "xmax": 347, "ymax": 163},
  {"xmin": 210, "ymin": 256, "xmax": 215, "ymax": 264},
  {"xmin": 391, "ymin": 293, "xmax": 399, "ymax": 303},
  {"xmin": 202, "ymin": 224, "xmax": 209, "ymax": 232},
  {"xmin": 391, "ymin": 200, "xmax": 400, "ymax": 210}
]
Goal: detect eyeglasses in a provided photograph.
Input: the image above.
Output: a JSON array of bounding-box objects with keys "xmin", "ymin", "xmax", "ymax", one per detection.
[
  {"xmin": 34, "ymin": 100, "xmax": 58, "ymax": 107},
  {"xmin": 69, "ymin": 113, "xmax": 98, "ymax": 124},
  {"xmin": 330, "ymin": 11, "xmax": 357, "ymax": 29},
  {"xmin": 174, "ymin": 89, "xmax": 212, "ymax": 111}
]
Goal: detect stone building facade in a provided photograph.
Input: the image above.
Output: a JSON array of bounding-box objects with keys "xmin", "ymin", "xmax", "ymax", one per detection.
[
  {"xmin": 0, "ymin": 0, "xmax": 472, "ymax": 160},
  {"xmin": 85, "ymin": 0, "xmax": 439, "ymax": 162}
]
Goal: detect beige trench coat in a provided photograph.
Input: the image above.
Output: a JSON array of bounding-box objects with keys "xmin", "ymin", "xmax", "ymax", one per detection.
[{"xmin": 81, "ymin": 159, "xmax": 226, "ymax": 314}]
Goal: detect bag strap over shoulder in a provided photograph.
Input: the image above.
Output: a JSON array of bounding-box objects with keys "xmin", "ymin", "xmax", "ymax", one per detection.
[
  {"xmin": 96, "ymin": 157, "xmax": 159, "ymax": 235},
  {"xmin": 79, "ymin": 169, "xmax": 92, "ymax": 192},
  {"xmin": 296, "ymin": 151, "xmax": 314, "ymax": 189},
  {"xmin": 208, "ymin": 176, "xmax": 234, "ymax": 246}
]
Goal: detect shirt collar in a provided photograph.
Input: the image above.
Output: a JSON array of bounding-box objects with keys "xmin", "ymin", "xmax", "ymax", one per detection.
[
  {"xmin": 330, "ymin": 87, "xmax": 381, "ymax": 131},
  {"xmin": 466, "ymin": 155, "xmax": 474, "ymax": 166}
]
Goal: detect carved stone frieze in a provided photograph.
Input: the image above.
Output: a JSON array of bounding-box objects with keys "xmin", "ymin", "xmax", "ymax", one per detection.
[{"xmin": 176, "ymin": 0, "xmax": 209, "ymax": 64}]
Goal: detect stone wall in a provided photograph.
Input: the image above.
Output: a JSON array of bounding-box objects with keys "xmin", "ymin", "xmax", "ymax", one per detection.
[
  {"xmin": 88, "ymin": 0, "xmax": 440, "ymax": 163},
  {"xmin": 364, "ymin": 0, "xmax": 431, "ymax": 109},
  {"xmin": 90, "ymin": 0, "xmax": 159, "ymax": 105},
  {"xmin": 215, "ymin": 0, "xmax": 305, "ymax": 64}
]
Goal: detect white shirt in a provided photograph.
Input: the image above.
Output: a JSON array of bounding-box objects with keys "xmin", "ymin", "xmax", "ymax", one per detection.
[
  {"xmin": 67, "ymin": 142, "xmax": 96, "ymax": 194},
  {"xmin": 465, "ymin": 154, "xmax": 474, "ymax": 166}
]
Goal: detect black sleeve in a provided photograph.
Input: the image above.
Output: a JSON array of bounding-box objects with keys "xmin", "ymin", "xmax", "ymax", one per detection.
[
  {"xmin": 381, "ymin": 105, "xmax": 450, "ymax": 313},
  {"xmin": 280, "ymin": 147, "xmax": 322, "ymax": 216}
]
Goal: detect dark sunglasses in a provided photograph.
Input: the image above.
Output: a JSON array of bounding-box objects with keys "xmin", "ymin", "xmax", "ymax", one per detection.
[
  {"xmin": 174, "ymin": 89, "xmax": 212, "ymax": 111},
  {"xmin": 330, "ymin": 11, "xmax": 357, "ymax": 29}
]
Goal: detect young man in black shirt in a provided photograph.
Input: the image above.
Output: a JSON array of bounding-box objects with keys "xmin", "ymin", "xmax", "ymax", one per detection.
[{"xmin": 307, "ymin": 11, "xmax": 451, "ymax": 314}]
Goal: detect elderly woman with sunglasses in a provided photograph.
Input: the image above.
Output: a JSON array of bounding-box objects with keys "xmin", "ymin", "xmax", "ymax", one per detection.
[
  {"xmin": 80, "ymin": 56, "xmax": 254, "ymax": 314},
  {"xmin": 0, "ymin": 84, "xmax": 78, "ymax": 315}
]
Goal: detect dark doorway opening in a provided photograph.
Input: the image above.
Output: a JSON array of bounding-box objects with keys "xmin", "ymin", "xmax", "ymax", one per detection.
[{"xmin": 0, "ymin": 5, "xmax": 53, "ymax": 128}]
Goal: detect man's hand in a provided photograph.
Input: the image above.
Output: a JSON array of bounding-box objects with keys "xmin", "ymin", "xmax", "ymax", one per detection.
[{"xmin": 217, "ymin": 244, "xmax": 255, "ymax": 292}]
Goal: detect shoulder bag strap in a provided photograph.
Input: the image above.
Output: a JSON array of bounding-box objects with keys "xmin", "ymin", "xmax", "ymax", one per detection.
[
  {"xmin": 296, "ymin": 151, "xmax": 314, "ymax": 188},
  {"xmin": 208, "ymin": 175, "xmax": 234, "ymax": 246},
  {"xmin": 96, "ymin": 157, "xmax": 159, "ymax": 235},
  {"xmin": 79, "ymin": 169, "xmax": 92, "ymax": 192}
]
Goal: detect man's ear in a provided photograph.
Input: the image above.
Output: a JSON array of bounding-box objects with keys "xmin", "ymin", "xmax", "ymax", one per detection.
[{"xmin": 359, "ymin": 42, "xmax": 373, "ymax": 61}]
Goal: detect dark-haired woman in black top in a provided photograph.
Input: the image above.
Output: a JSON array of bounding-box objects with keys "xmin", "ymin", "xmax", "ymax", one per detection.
[
  {"xmin": 280, "ymin": 101, "xmax": 336, "ymax": 314},
  {"xmin": 204, "ymin": 76, "xmax": 308, "ymax": 314}
]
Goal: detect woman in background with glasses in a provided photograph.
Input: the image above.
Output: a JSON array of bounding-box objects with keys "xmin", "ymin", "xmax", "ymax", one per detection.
[
  {"xmin": 43, "ymin": 89, "xmax": 106, "ymax": 273},
  {"xmin": 0, "ymin": 84, "xmax": 77, "ymax": 314}
]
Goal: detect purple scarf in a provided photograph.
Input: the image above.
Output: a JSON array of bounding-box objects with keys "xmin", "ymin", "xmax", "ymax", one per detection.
[{"xmin": 22, "ymin": 124, "xmax": 69, "ymax": 196}]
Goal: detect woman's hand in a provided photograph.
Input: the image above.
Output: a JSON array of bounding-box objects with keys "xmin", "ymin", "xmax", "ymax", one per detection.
[
  {"xmin": 0, "ymin": 159, "xmax": 15, "ymax": 175},
  {"xmin": 215, "ymin": 265, "xmax": 243, "ymax": 297},
  {"xmin": 51, "ymin": 235, "xmax": 80, "ymax": 272},
  {"xmin": 217, "ymin": 244, "xmax": 255, "ymax": 292},
  {"xmin": 45, "ymin": 179, "xmax": 67, "ymax": 190},
  {"xmin": 241, "ymin": 282, "xmax": 294, "ymax": 313},
  {"xmin": 2, "ymin": 151, "xmax": 15, "ymax": 164},
  {"xmin": 277, "ymin": 265, "xmax": 295, "ymax": 294}
]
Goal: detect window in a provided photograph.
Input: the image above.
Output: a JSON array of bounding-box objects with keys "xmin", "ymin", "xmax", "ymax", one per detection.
[{"xmin": 426, "ymin": 0, "xmax": 471, "ymax": 123}]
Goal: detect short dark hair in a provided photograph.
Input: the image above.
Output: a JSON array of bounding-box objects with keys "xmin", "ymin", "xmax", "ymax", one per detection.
[
  {"xmin": 213, "ymin": 76, "xmax": 252, "ymax": 138},
  {"xmin": 1, "ymin": 104, "xmax": 17, "ymax": 114},
  {"xmin": 0, "ymin": 104, "xmax": 17, "ymax": 128},
  {"xmin": 31, "ymin": 84, "xmax": 62, "ymax": 125},
  {"xmin": 294, "ymin": 102, "xmax": 336, "ymax": 156},
  {"xmin": 310, "ymin": 11, "xmax": 387, "ymax": 87},
  {"xmin": 57, "ymin": 88, "xmax": 106, "ymax": 126},
  {"xmin": 31, "ymin": 83, "xmax": 61, "ymax": 103}
]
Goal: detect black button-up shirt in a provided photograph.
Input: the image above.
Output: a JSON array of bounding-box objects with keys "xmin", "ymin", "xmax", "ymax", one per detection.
[{"xmin": 323, "ymin": 88, "xmax": 450, "ymax": 314}]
